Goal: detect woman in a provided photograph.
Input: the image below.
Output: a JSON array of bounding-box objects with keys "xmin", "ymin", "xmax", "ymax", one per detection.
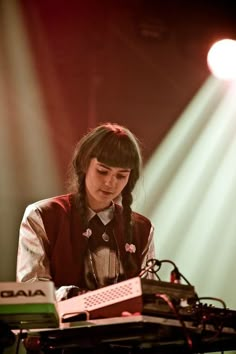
[{"xmin": 16, "ymin": 122, "xmax": 155, "ymax": 301}]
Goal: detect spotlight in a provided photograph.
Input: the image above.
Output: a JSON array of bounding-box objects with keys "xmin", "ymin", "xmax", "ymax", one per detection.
[{"xmin": 207, "ymin": 38, "xmax": 236, "ymax": 80}]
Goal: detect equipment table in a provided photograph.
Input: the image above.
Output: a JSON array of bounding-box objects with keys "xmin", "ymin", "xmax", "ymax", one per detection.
[{"xmin": 21, "ymin": 315, "xmax": 236, "ymax": 354}]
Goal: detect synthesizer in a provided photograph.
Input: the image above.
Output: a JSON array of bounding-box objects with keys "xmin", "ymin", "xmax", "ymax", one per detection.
[
  {"xmin": 57, "ymin": 276, "xmax": 196, "ymax": 322},
  {"xmin": 0, "ymin": 281, "xmax": 59, "ymax": 329}
]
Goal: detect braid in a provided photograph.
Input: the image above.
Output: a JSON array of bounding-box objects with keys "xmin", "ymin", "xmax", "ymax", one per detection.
[
  {"xmin": 121, "ymin": 169, "xmax": 139, "ymax": 244},
  {"xmin": 122, "ymin": 185, "xmax": 139, "ymax": 276},
  {"xmin": 121, "ymin": 189, "xmax": 133, "ymax": 244},
  {"xmin": 76, "ymin": 173, "xmax": 88, "ymax": 230}
]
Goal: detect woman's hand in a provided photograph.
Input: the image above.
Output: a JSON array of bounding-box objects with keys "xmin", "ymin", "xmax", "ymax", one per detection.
[{"xmin": 121, "ymin": 311, "xmax": 141, "ymax": 317}]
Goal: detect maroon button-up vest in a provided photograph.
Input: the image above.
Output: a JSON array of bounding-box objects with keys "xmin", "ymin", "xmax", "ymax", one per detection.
[{"xmin": 36, "ymin": 194, "xmax": 152, "ymax": 288}]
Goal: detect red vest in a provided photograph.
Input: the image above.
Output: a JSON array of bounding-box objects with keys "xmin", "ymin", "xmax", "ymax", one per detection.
[{"xmin": 36, "ymin": 194, "xmax": 152, "ymax": 288}]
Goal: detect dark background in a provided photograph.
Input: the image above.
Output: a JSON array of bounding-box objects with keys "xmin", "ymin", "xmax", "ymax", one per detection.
[
  {"xmin": 21, "ymin": 0, "xmax": 236, "ymax": 166},
  {"xmin": 0, "ymin": 0, "xmax": 236, "ymax": 282}
]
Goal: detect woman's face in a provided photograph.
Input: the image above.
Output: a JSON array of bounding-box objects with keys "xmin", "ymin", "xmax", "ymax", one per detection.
[{"xmin": 85, "ymin": 158, "xmax": 131, "ymax": 212}]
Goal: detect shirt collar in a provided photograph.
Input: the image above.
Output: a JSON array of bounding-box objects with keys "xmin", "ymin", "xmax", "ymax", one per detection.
[{"xmin": 87, "ymin": 203, "xmax": 115, "ymax": 225}]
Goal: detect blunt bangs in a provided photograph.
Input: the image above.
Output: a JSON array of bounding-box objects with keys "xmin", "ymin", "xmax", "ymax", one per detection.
[{"xmin": 93, "ymin": 132, "xmax": 140, "ymax": 170}]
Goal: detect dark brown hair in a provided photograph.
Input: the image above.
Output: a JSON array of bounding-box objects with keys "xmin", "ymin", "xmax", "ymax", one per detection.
[{"xmin": 67, "ymin": 122, "xmax": 143, "ymax": 243}]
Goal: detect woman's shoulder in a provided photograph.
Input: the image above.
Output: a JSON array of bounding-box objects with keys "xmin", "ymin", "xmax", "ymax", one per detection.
[
  {"xmin": 131, "ymin": 210, "xmax": 152, "ymax": 226},
  {"xmin": 114, "ymin": 204, "xmax": 151, "ymax": 226},
  {"xmin": 26, "ymin": 193, "xmax": 75, "ymax": 213}
]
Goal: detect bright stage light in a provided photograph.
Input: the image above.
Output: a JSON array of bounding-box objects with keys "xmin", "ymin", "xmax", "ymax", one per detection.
[
  {"xmin": 133, "ymin": 76, "xmax": 236, "ymax": 309},
  {"xmin": 207, "ymin": 39, "xmax": 236, "ymax": 80}
]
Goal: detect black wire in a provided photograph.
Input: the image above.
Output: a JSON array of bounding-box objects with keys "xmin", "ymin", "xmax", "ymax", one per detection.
[
  {"xmin": 158, "ymin": 259, "xmax": 194, "ymax": 286},
  {"xmin": 15, "ymin": 328, "xmax": 23, "ymax": 354},
  {"xmin": 176, "ymin": 270, "xmax": 193, "ymax": 286},
  {"xmin": 138, "ymin": 258, "xmax": 161, "ymax": 279},
  {"xmin": 156, "ymin": 292, "xmax": 193, "ymax": 351},
  {"xmin": 140, "ymin": 258, "xmax": 194, "ymax": 286},
  {"xmin": 195, "ymin": 297, "xmax": 228, "ymax": 344},
  {"xmin": 141, "ymin": 258, "xmax": 229, "ymax": 352},
  {"xmin": 197, "ymin": 296, "xmax": 226, "ymax": 309}
]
